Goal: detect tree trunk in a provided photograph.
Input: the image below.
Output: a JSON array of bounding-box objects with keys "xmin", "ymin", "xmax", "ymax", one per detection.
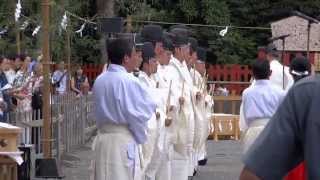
[{"xmin": 96, "ymin": 0, "xmax": 115, "ymax": 64}]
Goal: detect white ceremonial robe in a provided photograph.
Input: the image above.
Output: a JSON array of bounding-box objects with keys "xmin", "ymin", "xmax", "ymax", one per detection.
[
  {"xmin": 197, "ymin": 94, "xmax": 213, "ymax": 162},
  {"xmin": 190, "ymin": 68, "xmax": 214, "ymax": 165},
  {"xmin": 269, "ymin": 60, "xmax": 294, "ymax": 91},
  {"xmin": 189, "ymin": 68, "xmax": 206, "ymax": 170},
  {"xmin": 139, "ymin": 71, "xmax": 173, "ymax": 180},
  {"xmin": 138, "ymin": 72, "xmax": 159, "ymax": 170},
  {"xmin": 166, "ymin": 57, "xmax": 195, "ymax": 179},
  {"xmin": 240, "ymin": 62, "xmax": 293, "ymax": 131},
  {"xmin": 190, "ymin": 67, "xmax": 203, "ymax": 88},
  {"xmin": 152, "ymin": 64, "xmax": 171, "ymax": 89}
]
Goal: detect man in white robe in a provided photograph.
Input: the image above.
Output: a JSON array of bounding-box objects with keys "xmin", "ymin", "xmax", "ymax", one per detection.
[
  {"xmin": 152, "ymin": 32, "xmax": 173, "ymax": 89},
  {"xmin": 137, "ymin": 42, "xmax": 163, "ymax": 176},
  {"xmin": 92, "ymin": 38, "xmax": 157, "ymax": 180},
  {"xmin": 165, "ymin": 28, "xmax": 196, "ymax": 180},
  {"xmin": 193, "ymin": 47, "xmax": 213, "ymax": 166},
  {"xmin": 186, "ymin": 37, "xmax": 206, "ymax": 175},
  {"xmin": 266, "ymin": 43, "xmax": 294, "ymax": 91},
  {"xmin": 240, "ymin": 44, "xmax": 294, "ymax": 131},
  {"xmin": 241, "ymin": 60, "xmax": 285, "ymax": 153},
  {"xmin": 140, "ymin": 26, "xmax": 175, "ymax": 180}
]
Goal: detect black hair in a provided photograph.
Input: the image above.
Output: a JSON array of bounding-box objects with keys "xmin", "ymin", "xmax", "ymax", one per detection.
[
  {"xmin": 252, "ymin": 60, "xmax": 270, "ymax": 80},
  {"xmin": 290, "ymin": 56, "xmax": 311, "ymax": 73},
  {"xmin": 107, "ymin": 38, "xmax": 134, "ymax": 65},
  {"xmin": 290, "ymin": 56, "xmax": 311, "ymax": 82},
  {"xmin": 16, "ymin": 54, "xmax": 26, "ymax": 62}
]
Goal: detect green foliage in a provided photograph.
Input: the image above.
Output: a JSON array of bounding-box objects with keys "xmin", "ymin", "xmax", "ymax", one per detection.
[
  {"xmin": 201, "ymin": 0, "xmax": 230, "ymax": 25},
  {"xmin": 0, "ymin": 0, "xmax": 101, "ymax": 64},
  {"xmin": 178, "ymin": 0, "xmax": 199, "ymax": 22}
]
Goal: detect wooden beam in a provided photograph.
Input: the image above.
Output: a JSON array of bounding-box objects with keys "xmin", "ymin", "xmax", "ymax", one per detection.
[{"xmin": 41, "ymin": 0, "xmax": 52, "ymax": 158}]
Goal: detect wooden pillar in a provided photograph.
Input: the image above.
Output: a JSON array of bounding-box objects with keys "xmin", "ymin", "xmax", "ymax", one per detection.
[
  {"xmin": 41, "ymin": 0, "xmax": 52, "ymax": 158},
  {"xmin": 16, "ymin": 28, "xmax": 21, "ymax": 54},
  {"xmin": 66, "ymin": 25, "xmax": 71, "ymax": 92},
  {"xmin": 126, "ymin": 16, "xmax": 132, "ymax": 33}
]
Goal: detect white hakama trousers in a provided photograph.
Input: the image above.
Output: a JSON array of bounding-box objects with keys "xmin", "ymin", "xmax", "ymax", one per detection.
[
  {"xmin": 144, "ymin": 150, "xmax": 172, "ymax": 180},
  {"xmin": 242, "ymin": 119, "xmax": 269, "ymax": 154},
  {"xmin": 144, "ymin": 130, "xmax": 173, "ymax": 180},
  {"xmin": 171, "ymin": 146, "xmax": 189, "ymax": 180},
  {"xmin": 91, "ymin": 124, "xmax": 142, "ymax": 180}
]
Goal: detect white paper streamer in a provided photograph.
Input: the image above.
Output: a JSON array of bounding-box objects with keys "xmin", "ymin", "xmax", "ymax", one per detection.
[
  {"xmin": 218, "ymin": 122, "xmax": 222, "ymax": 132},
  {"xmin": 15, "ymin": 0, "xmax": 22, "ymax": 22},
  {"xmin": 20, "ymin": 20, "xmax": 29, "ymax": 30},
  {"xmin": 32, "ymin": 26, "xmax": 41, "ymax": 36},
  {"xmin": 229, "ymin": 120, "xmax": 233, "ymax": 131},
  {"xmin": 75, "ymin": 23, "xmax": 86, "ymax": 37},
  {"xmin": 0, "ymin": 29, "xmax": 7, "ymax": 35},
  {"xmin": 219, "ymin": 26, "xmax": 229, "ymax": 37},
  {"xmin": 60, "ymin": 12, "xmax": 68, "ymax": 31}
]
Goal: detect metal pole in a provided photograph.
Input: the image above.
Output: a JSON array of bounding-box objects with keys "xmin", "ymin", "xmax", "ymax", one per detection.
[
  {"xmin": 282, "ymin": 39, "xmax": 285, "ymax": 90},
  {"xmin": 41, "ymin": 0, "xmax": 52, "ymax": 158}
]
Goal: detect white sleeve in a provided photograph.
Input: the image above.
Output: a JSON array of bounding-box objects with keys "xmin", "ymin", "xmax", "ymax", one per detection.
[
  {"xmin": 239, "ymin": 103, "xmax": 248, "ymax": 131},
  {"xmin": 284, "ymin": 68, "xmax": 294, "ymax": 91}
]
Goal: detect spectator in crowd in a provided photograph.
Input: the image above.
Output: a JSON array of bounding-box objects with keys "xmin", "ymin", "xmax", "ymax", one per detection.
[
  {"xmin": 52, "ymin": 61, "xmax": 68, "ymax": 95},
  {"xmin": 3, "ymin": 55, "xmax": 16, "ymax": 85},
  {"xmin": 14, "ymin": 54, "xmax": 25, "ymax": 72},
  {"xmin": 81, "ymin": 81, "xmax": 91, "ymax": 95},
  {"xmin": 214, "ymin": 84, "xmax": 229, "ymax": 96},
  {"xmin": 25, "ymin": 55, "xmax": 35, "ymax": 75},
  {"xmin": 71, "ymin": 65, "xmax": 88, "ymax": 95},
  {"xmin": 12, "ymin": 55, "xmax": 33, "ymax": 113},
  {"xmin": 31, "ymin": 62, "xmax": 43, "ymax": 119},
  {"xmin": 0, "ymin": 56, "xmax": 9, "ymax": 122}
]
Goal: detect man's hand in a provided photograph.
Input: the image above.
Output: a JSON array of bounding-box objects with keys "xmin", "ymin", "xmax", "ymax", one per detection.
[
  {"xmin": 179, "ymin": 97, "xmax": 185, "ymax": 106},
  {"xmin": 156, "ymin": 112, "xmax": 161, "ymax": 120},
  {"xmin": 169, "ymin": 105, "xmax": 174, "ymax": 112},
  {"xmin": 196, "ymin": 92, "xmax": 202, "ymax": 101},
  {"xmin": 239, "ymin": 167, "xmax": 261, "ymax": 180},
  {"xmin": 165, "ymin": 117, "xmax": 173, "ymax": 127}
]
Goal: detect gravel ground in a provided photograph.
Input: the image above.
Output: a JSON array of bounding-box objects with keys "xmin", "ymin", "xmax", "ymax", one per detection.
[{"xmin": 60, "ymin": 140, "xmax": 243, "ymax": 180}]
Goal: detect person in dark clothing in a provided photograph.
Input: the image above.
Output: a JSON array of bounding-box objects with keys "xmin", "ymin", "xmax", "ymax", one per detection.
[
  {"xmin": 240, "ymin": 75, "xmax": 320, "ymax": 179},
  {"xmin": 71, "ymin": 65, "xmax": 88, "ymax": 95},
  {"xmin": 0, "ymin": 56, "xmax": 10, "ymax": 122}
]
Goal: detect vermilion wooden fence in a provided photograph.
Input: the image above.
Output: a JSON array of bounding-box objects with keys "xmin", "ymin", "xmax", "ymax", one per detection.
[
  {"xmin": 82, "ymin": 64, "xmax": 104, "ymax": 83},
  {"xmin": 74, "ymin": 64, "xmax": 251, "ymax": 95},
  {"xmin": 207, "ymin": 64, "xmax": 251, "ymax": 94}
]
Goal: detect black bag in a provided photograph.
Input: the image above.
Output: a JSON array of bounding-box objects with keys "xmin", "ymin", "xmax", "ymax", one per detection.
[
  {"xmin": 52, "ymin": 71, "xmax": 67, "ymax": 90},
  {"xmin": 32, "ymin": 91, "xmax": 43, "ymax": 109}
]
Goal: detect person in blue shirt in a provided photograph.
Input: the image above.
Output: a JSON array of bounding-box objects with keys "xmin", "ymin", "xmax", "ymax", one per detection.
[
  {"xmin": 92, "ymin": 37, "xmax": 157, "ymax": 180},
  {"xmin": 241, "ymin": 60, "xmax": 285, "ymax": 153}
]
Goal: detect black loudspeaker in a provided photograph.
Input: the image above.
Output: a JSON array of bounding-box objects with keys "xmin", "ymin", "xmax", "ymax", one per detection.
[
  {"xmin": 99, "ymin": 17, "xmax": 123, "ymax": 34},
  {"xmin": 35, "ymin": 158, "xmax": 64, "ymax": 179}
]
